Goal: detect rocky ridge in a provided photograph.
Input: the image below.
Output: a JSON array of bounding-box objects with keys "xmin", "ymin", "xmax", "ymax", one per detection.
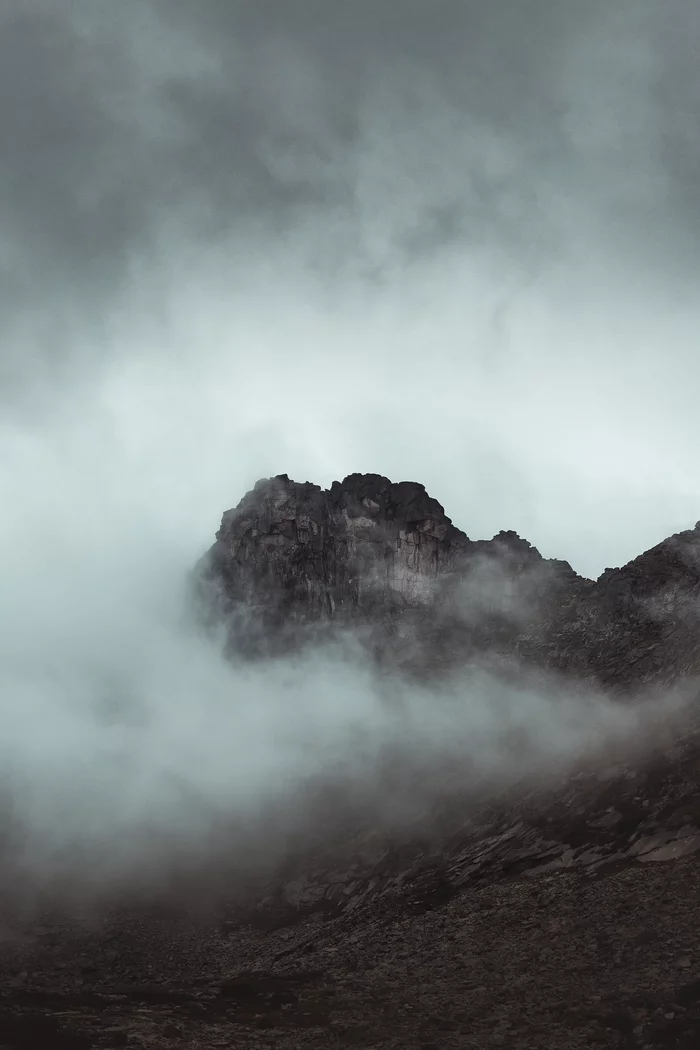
[
  {"xmin": 5, "ymin": 475, "xmax": 700, "ymax": 1048},
  {"xmin": 196, "ymin": 472, "xmax": 700, "ymax": 689},
  {"xmin": 194, "ymin": 474, "xmax": 700, "ymax": 935}
]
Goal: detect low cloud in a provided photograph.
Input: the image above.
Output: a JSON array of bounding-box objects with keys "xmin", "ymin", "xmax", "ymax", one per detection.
[
  {"xmin": 0, "ymin": 413, "xmax": 690, "ymax": 908},
  {"xmin": 1, "ymin": 0, "xmax": 700, "ymax": 910}
]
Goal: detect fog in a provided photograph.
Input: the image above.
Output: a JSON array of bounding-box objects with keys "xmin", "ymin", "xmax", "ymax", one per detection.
[{"xmin": 1, "ymin": 1, "xmax": 700, "ymax": 897}]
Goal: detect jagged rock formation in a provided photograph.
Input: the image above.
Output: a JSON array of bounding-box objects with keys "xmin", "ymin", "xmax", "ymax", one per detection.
[
  {"xmin": 195, "ymin": 473, "xmax": 470, "ymax": 633},
  {"xmin": 8, "ymin": 477, "xmax": 700, "ymax": 1050},
  {"xmin": 195, "ymin": 472, "xmax": 700, "ymax": 690}
]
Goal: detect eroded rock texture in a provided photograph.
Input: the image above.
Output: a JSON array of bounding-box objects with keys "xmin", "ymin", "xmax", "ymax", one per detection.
[
  {"xmin": 195, "ymin": 472, "xmax": 700, "ymax": 690},
  {"xmin": 196, "ymin": 473, "xmax": 468, "ymax": 629}
]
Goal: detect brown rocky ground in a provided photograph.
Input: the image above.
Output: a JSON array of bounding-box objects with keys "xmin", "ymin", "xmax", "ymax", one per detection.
[{"xmin": 3, "ymin": 719, "xmax": 700, "ymax": 1050}]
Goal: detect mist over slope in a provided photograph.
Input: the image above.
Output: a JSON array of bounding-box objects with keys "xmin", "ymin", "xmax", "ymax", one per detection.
[
  {"xmin": 3, "ymin": 5, "xmax": 700, "ymax": 1047},
  {"xmin": 1, "ymin": 1, "xmax": 700, "ymax": 911},
  {"xmin": 0, "ymin": 458, "xmax": 696, "ymax": 907}
]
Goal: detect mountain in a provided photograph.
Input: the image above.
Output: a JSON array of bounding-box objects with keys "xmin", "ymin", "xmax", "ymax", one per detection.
[
  {"xmin": 7, "ymin": 475, "xmax": 700, "ymax": 1049},
  {"xmin": 195, "ymin": 471, "xmax": 700, "ymax": 690}
]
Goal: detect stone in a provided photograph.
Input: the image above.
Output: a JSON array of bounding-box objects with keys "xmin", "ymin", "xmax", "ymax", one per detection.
[{"xmin": 195, "ymin": 472, "xmax": 700, "ymax": 690}]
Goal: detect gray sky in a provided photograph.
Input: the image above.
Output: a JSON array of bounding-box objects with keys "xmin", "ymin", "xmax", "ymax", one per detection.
[
  {"xmin": 2, "ymin": 0, "xmax": 700, "ymax": 577},
  {"xmin": 2, "ymin": 0, "xmax": 700, "ymax": 893}
]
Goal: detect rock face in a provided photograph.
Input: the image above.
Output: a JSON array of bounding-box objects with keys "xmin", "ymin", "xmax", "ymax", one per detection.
[
  {"xmin": 197, "ymin": 472, "xmax": 469, "ymax": 625},
  {"xmin": 195, "ymin": 472, "xmax": 700, "ymax": 689}
]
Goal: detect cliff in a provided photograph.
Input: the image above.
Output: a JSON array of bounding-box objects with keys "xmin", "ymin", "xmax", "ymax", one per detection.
[
  {"xmin": 195, "ymin": 472, "xmax": 700, "ymax": 690},
  {"xmin": 197, "ymin": 472, "xmax": 468, "ymax": 620}
]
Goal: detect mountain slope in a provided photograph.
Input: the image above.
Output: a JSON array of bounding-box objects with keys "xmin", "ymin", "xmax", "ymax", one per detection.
[{"xmin": 5, "ymin": 475, "xmax": 700, "ymax": 1049}]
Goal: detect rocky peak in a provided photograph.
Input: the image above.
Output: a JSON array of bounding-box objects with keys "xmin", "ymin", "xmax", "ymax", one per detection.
[
  {"xmin": 597, "ymin": 522, "xmax": 700, "ymax": 601},
  {"xmin": 195, "ymin": 474, "xmax": 700, "ymax": 688},
  {"xmin": 198, "ymin": 473, "xmax": 471, "ymax": 639},
  {"xmin": 195, "ymin": 473, "xmax": 582, "ymax": 667}
]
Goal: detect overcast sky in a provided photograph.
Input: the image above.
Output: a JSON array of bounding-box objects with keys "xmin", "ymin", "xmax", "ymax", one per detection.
[
  {"xmin": 4, "ymin": 0, "xmax": 700, "ymax": 893},
  {"xmin": 3, "ymin": 0, "xmax": 700, "ymax": 580}
]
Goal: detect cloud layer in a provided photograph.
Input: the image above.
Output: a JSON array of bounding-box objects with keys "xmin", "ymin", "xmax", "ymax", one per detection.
[
  {"xmin": 3, "ymin": 2, "xmax": 700, "ymax": 574},
  {"xmin": 1, "ymin": 0, "xmax": 699, "ymax": 902}
]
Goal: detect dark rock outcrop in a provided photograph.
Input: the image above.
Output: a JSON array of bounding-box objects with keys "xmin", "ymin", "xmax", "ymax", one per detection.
[
  {"xmin": 9, "ymin": 482, "xmax": 700, "ymax": 1050},
  {"xmin": 196, "ymin": 473, "xmax": 470, "ymax": 632},
  {"xmin": 195, "ymin": 473, "xmax": 700, "ymax": 690}
]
